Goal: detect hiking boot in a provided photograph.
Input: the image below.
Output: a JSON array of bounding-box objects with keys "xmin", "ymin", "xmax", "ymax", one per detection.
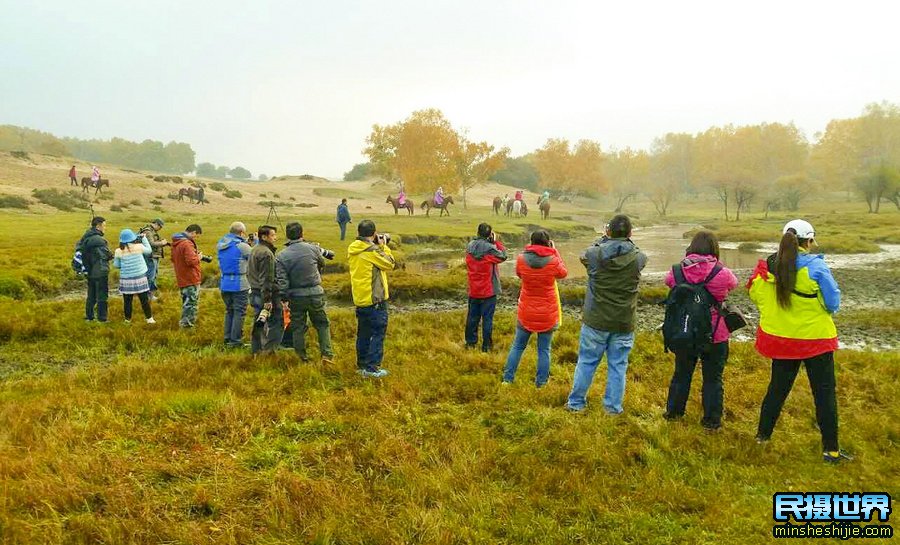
[
  {"xmin": 823, "ymin": 450, "xmax": 854, "ymax": 464},
  {"xmin": 146, "ymin": 317, "xmax": 156, "ymax": 324},
  {"xmin": 358, "ymin": 368, "xmax": 389, "ymax": 378}
]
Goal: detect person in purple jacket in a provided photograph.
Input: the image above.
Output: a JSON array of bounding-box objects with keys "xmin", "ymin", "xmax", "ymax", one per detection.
[{"xmin": 663, "ymin": 230, "xmax": 738, "ymax": 430}]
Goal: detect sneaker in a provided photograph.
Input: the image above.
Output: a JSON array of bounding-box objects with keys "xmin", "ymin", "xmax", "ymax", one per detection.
[
  {"xmin": 500, "ymin": 381, "xmax": 512, "ymax": 387},
  {"xmin": 823, "ymin": 450, "xmax": 854, "ymax": 464},
  {"xmin": 321, "ymin": 356, "xmax": 335, "ymax": 365},
  {"xmin": 481, "ymin": 345, "xmax": 493, "ymax": 353},
  {"xmin": 566, "ymin": 405, "xmax": 586, "ymax": 414},
  {"xmin": 663, "ymin": 412, "xmax": 683, "ymax": 421},
  {"xmin": 146, "ymin": 317, "xmax": 156, "ymax": 324},
  {"xmin": 755, "ymin": 435, "xmax": 770, "ymax": 445},
  {"xmin": 464, "ymin": 343, "xmax": 476, "ymax": 350},
  {"xmin": 124, "ymin": 319, "xmax": 131, "ymax": 324},
  {"xmin": 358, "ymin": 368, "xmax": 389, "ymax": 378}
]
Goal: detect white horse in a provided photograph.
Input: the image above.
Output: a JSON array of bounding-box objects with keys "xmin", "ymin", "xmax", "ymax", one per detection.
[{"xmin": 512, "ymin": 199, "xmax": 522, "ymax": 217}]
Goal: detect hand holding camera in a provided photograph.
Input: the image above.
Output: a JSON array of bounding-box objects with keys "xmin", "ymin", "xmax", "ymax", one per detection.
[
  {"xmin": 377, "ymin": 233, "xmax": 391, "ymax": 245},
  {"xmin": 200, "ymin": 253, "xmax": 213, "ymax": 263},
  {"xmin": 312, "ymin": 242, "xmax": 336, "ymax": 260}
]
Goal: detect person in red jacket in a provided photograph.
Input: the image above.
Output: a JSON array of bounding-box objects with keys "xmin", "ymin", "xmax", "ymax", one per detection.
[
  {"xmin": 69, "ymin": 165, "xmax": 77, "ymax": 186},
  {"xmin": 171, "ymin": 224, "xmax": 204, "ymax": 328},
  {"xmin": 465, "ymin": 223, "xmax": 508, "ymax": 351},
  {"xmin": 502, "ymin": 230, "xmax": 568, "ymax": 387}
]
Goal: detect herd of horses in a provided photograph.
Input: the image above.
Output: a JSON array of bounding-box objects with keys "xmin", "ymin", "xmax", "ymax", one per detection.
[{"xmin": 385, "ymin": 194, "xmax": 550, "ymax": 219}]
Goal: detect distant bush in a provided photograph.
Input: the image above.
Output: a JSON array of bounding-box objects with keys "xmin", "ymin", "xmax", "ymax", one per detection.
[
  {"xmin": 299, "ymin": 174, "xmax": 314, "ymax": 180},
  {"xmin": 273, "ymin": 193, "xmax": 280, "ymax": 198},
  {"xmin": 110, "ymin": 204, "xmax": 125, "ymax": 212},
  {"xmin": 129, "ymin": 199, "xmax": 142, "ymax": 207},
  {"xmin": 289, "ymin": 197, "xmax": 296, "ymax": 201},
  {"xmin": 816, "ymin": 235, "xmax": 881, "ymax": 254},
  {"xmin": 259, "ymin": 193, "xmax": 267, "ymax": 198},
  {"xmin": 31, "ymin": 189, "xmax": 88, "ymax": 211},
  {"xmin": 223, "ymin": 189, "xmax": 242, "ymax": 199},
  {"xmin": 150, "ymin": 199, "xmax": 162, "ymax": 205},
  {"xmin": 737, "ymin": 242, "xmax": 762, "ymax": 252},
  {"xmin": 343, "ymin": 162, "xmax": 372, "ymax": 181},
  {"xmin": 10, "ymin": 151, "xmax": 30, "ymax": 161},
  {"xmin": 295, "ymin": 202, "xmax": 318, "ymax": 208},
  {"xmin": 257, "ymin": 201, "xmax": 293, "ymax": 208},
  {"xmin": 0, "ymin": 194, "xmax": 30, "ymax": 209},
  {"xmin": 209, "ymin": 182, "xmax": 227, "ymax": 192}
]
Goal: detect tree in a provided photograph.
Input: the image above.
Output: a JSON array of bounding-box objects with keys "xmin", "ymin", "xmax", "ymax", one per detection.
[
  {"xmin": 343, "ymin": 162, "xmax": 372, "ymax": 181},
  {"xmin": 364, "ymin": 109, "xmax": 460, "ymax": 194},
  {"xmin": 604, "ymin": 147, "xmax": 648, "ymax": 212},
  {"xmin": 532, "ymin": 138, "xmax": 605, "ymax": 195},
  {"xmin": 215, "ymin": 165, "xmax": 230, "ymax": 179},
  {"xmin": 454, "ymin": 136, "xmax": 508, "ymax": 208},
  {"xmin": 812, "ymin": 102, "xmax": 900, "ymax": 211},
  {"xmin": 229, "ymin": 166, "xmax": 252, "ymax": 179},
  {"xmin": 489, "ymin": 156, "xmax": 540, "ymax": 191},
  {"xmin": 644, "ymin": 133, "xmax": 694, "ymax": 216},
  {"xmin": 258, "ymin": 174, "xmax": 268, "ymax": 181},
  {"xmin": 196, "ymin": 162, "xmax": 217, "ymax": 177},
  {"xmin": 163, "ymin": 141, "xmax": 196, "ymax": 174}
]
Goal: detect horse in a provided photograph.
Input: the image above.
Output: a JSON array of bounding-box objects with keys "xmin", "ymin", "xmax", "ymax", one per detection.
[
  {"xmin": 386, "ymin": 195, "xmax": 414, "ymax": 215},
  {"xmin": 538, "ymin": 196, "xmax": 551, "ymax": 219},
  {"xmin": 492, "ymin": 197, "xmax": 503, "ymax": 215},
  {"xmin": 81, "ymin": 177, "xmax": 109, "ymax": 194},
  {"xmin": 420, "ymin": 195, "xmax": 455, "ymax": 217},
  {"xmin": 179, "ymin": 187, "xmax": 201, "ymax": 203},
  {"xmin": 507, "ymin": 199, "xmax": 528, "ymax": 217}
]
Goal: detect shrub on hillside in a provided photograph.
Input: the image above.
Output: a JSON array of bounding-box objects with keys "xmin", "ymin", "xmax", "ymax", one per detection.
[
  {"xmin": 209, "ymin": 182, "xmax": 227, "ymax": 192},
  {"xmin": 0, "ymin": 194, "xmax": 30, "ymax": 209},
  {"xmin": 110, "ymin": 204, "xmax": 125, "ymax": 212},
  {"xmin": 31, "ymin": 189, "xmax": 88, "ymax": 211},
  {"xmin": 224, "ymin": 189, "xmax": 242, "ymax": 199}
]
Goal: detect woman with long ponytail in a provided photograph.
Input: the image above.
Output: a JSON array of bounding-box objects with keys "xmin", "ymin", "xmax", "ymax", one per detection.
[{"xmin": 747, "ymin": 220, "xmax": 847, "ymax": 462}]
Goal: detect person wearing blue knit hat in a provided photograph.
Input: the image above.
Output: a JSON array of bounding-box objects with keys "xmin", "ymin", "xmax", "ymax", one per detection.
[{"xmin": 114, "ymin": 229, "xmax": 156, "ymax": 324}]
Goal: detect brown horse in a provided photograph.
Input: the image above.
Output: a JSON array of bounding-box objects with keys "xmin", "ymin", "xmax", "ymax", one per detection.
[
  {"xmin": 538, "ymin": 196, "xmax": 551, "ymax": 219},
  {"xmin": 179, "ymin": 187, "xmax": 201, "ymax": 203},
  {"xmin": 421, "ymin": 195, "xmax": 455, "ymax": 217},
  {"xmin": 386, "ymin": 195, "xmax": 414, "ymax": 215},
  {"xmin": 492, "ymin": 197, "xmax": 502, "ymax": 215},
  {"xmin": 81, "ymin": 177, "xmax": 109, "ymax": 194}
]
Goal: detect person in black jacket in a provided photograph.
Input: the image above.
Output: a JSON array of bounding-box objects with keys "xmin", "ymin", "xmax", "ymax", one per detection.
[
  {"xmin": 79, "ymin": 216, "xmax": 113, "ymax": 322},
  {"xmin": 248, "ymin": 225, "xmax": 282, "ymax": 354}
]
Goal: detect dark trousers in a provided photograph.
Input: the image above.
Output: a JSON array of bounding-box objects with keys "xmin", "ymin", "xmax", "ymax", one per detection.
[
  {"xmin": 339, "ymin": 222, "xmax": 348, "ymax": 241},
  {"xmin": 465, "ymin": 296, "xmax": 497, "ymax": 351},
  {"xmin": 666, "ymin": 342, "xmax": 728, "ymax": 426},
  {"xmin": 85, "ymin": 276, "xmax": 109, "ymax": 321},
  {"xmin": 758, "ymin": 352, "xmax": 839, "ymax": 452},
  {"xmin": 221, "ymin": 290, "xmax": 249, "ymax": 345},
  {"xmin": 287, "ymin": 295, "xmax": 333, "ymax": 360},
  {"xmin": 356, "ymin": 302, "xmax": 388, "ymax": 372},
  {"xmin": 250, "ymin": 293, "xmax": 284, "ymax": 354},
  {"xmin": 123, "ymin": 292, "xmax": 152, "ymax": 320}
]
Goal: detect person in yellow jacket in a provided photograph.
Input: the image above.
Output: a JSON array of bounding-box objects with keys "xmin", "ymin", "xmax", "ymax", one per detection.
[
  {"xmin": 348, "ymin": 219, "xmax": 396, "ymax": 378},
  {"xmin": 747, "ymin": 219, "xmax": 850, "ymax": 463}
]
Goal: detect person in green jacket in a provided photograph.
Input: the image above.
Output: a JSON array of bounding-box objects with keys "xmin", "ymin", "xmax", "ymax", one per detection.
[
  {"xmin": 79, "ymin": 216, "xmax": 114, "ymax": 322},
  {"xmin": 566, "ymin": 215, "xmax": 647, "ymax": 414}
]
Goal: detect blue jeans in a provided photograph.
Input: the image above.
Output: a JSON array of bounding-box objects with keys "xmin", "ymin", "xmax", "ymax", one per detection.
[
  {"xmin": 567, "ymin": 324, "xmax": 635, "ymax": 413},
  {"xmin": 221, "ymin": 289, "xmax": 249, "ymax": 345},
  {"xmin": 339, "ymin": 222, "xmax": 348, "ymax": 241},
  {"xmin": 465, "ymin": 296, "xmax": 497, "ymax": 350},
  {"xmin": 356, "ymin": 302, "xmax": 388, "ymax": 372},
  {"xmin": 503, "ymin": 324, "xmax": 553, "ymax": 386},
  {"xmin": 145, "ymin": 257, "xmax": 159, "ymax": 292}
]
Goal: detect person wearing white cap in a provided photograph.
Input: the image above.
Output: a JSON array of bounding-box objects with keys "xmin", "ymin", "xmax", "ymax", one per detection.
[{"xmin": 747, "ymin": 219, "xmax": 848, "ymax": 462}]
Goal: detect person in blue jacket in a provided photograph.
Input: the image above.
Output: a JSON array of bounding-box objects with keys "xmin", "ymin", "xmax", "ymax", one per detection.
[
  {"xmin": 336, "ymin": 198, "xmax": 352, "ymax": 241},
  {"xmin": 217, "ymin": 222, "xmax": 252, "ymax": 348}
]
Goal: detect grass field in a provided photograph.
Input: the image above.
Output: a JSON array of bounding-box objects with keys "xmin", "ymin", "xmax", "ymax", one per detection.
[
  {"xmin": 2, "ymin": 153, "xmax": 900, "ymax": 543},
  {"xmin": 1, "ymin": 294, "xmax": 898, "ymax": 544}
]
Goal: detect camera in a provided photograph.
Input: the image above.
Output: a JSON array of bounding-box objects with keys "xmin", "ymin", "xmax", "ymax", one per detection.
[
  {"xmin": 200, "ymin": 254, "xmax": 213, "ymax": 263},
  {"xmin": 377, "ymin": 233, "xmax": 391, "ymax": 245},
  {"xmin": 311, "ymin": 242, "xmax": 335, "ymax": 260}
]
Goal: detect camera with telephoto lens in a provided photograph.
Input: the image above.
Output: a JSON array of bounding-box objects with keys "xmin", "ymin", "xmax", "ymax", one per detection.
[
  {"xmin": 377, "ymin": 233, "xmax": 391, "ymax": 245},
  {"xmin": 311, "ymin": 242, "xmax": 335, "ymax": 260},
  {"xmin": 200, "ymin": 254, "xmax": 213, "ymax": 263}
]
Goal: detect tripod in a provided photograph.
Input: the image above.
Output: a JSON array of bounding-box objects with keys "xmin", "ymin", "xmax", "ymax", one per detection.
[{"xmin": 265, "ymin": 202, "xmax": 283, "ymax": 230}]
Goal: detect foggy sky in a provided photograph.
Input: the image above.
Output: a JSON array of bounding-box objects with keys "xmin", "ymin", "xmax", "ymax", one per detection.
[{"xmin": 2, "ymin": 0, "xmax": 898, "ymax": 179}]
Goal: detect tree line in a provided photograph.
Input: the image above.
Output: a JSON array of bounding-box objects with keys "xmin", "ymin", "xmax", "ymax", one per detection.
[
  {"xmin": 196, "ymin": 162, "xmax": 266, "ymax": 181},
  {"xmin": 359, "ymin": 102, "xmax": 900, "ymax": 216}
]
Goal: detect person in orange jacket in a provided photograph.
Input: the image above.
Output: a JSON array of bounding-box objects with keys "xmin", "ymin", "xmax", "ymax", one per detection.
[{"xmin": 502, "ymin": 229, "xmax": 568, "ymax": 387}]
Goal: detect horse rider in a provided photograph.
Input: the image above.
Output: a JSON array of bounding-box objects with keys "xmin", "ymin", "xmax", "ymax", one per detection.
[
  {"xmin": 434, "ymin": 186, "xmax": 445, "ymax": 206},
  {"xmin": 515, "ymin": 189, "xmax": 524, "ymax": 203},
  {"xmin": 91, "ymin": 166, "xmax": 101, "ymax": 186},
  {"xmin": 398, "ymin": 186, "xmax": 407, "ymax": 207},
  {"xmin": 539, "ymin": 190, "xmax": 550, "ymax": 206}
]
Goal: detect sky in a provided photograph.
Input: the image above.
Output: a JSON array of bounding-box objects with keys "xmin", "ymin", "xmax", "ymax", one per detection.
[{"xmin": 2, "ymin": 0, "xmax": 898, "ymax": 179}]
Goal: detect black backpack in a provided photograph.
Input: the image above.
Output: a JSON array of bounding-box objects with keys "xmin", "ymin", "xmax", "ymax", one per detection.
[{"xmin": 662, "ymin": 263, "xmax": 723, "ymax": 353}]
